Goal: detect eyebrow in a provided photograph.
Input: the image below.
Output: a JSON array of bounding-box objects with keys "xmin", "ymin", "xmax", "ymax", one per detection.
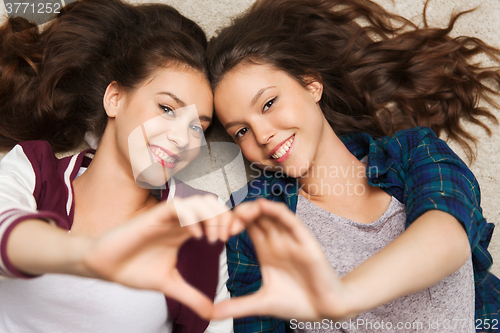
[
  {"xmin": 250, "ymin": 86, "xmax": 275, "ymax": 107},
  {"xmin": 199, "ymin": 115, "xmax": 212, "ymax": 125},
  {"xmin": 157, "ymin": 92, "xmax": 212, "ymax": 125},
  {"xmin": 224, "ymin": 120, "xmax": 241, "ymax": 131},
  {"xmin": 223, "ymin": 86, "xmax": 276, "ymax": 131},
  {"xmin": 157, "ymin": 92, "xmax": 186, "ymax": 107}
]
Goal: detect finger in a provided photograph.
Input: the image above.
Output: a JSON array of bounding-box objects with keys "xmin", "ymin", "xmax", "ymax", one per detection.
[
  {"xmin": 255, "ymin": 212, "xmax": 290, "ymax": 236},
  {"xmin": 185, "ymin": 223, "xmax": 204, "ymax": 239},
  {"xmin": 195, "ymin": 200, "xmax": 229, "ymax": 243},
  {"xmin": 211, "ymin": 293, "xmax": 267, "ymax": 320},
  {"xmin": 183, "ymin": 196, "xmax": 230, "ymax": 242},
  {"xmin": 248, "ymin": 207, "xmax": 313, "ymax": 266},
  {"xmin": 216, "ymin": 200, "xmax": 236, "ymax": 241},
  {"xmin": 162, "ymin": 270, "xmax": 214, "ymax": 320},
  {"xmin": 203, "ymin": 215, "xmax": 222, "ymax": 243},
  {"xmin": 232, "ymin": 200, "xmax": 263, "ymax": 224},
  {"xmin": 246, "ymin": 223, "xmax": 273, "ymax": 262},
  {"xmin": 257, "ymin": 199, "xmax": 296, "ymax": 227},
  {"xmin": 255, "ymin": 201, "xmax": 333, "ymax": 270},
  {"xmin": 175, "ymin": 206, "xmax": 203, "ymax": 238},
  {"xmin": 253, "ymin": 215, "xmax": 285, "ymax": 245},
  {"xmin": 256, "ymin": 199, "xmax": 306, "ymax": 242},
  {"xmin": 216, "ymin": 210, "xmax": 233, "ymax": 242},
  {"xmin": 249, "ymin": 220, "xmax": 294, "ymax": 266},
  {"xmin": 230, "ymin": 217, "xmax": 245, "ymax": 236},
  {"xmin": 174, "ymin": 196, "xmax": 226, "ymax": 239},
  {"xmin": 148, "ymin": 200, "xmax": 180, "ymax": 225},
  {"xmin": 125, "ymin": 201, "xmax": 190, "ymax": 242}
]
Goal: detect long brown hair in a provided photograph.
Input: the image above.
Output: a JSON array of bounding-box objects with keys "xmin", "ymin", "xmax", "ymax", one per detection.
[
  {"xmin": 0, "ymin": 0, "xmax": 207, "ymax": 152},
  {"xmin": 207, "ymin": 0, "xmax": 500, "ymax": 160}
]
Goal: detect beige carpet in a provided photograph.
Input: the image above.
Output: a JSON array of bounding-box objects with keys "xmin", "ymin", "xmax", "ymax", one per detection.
[{"xmin": 1, "ymin": 0, "xmax": 499, "ymax": 276}]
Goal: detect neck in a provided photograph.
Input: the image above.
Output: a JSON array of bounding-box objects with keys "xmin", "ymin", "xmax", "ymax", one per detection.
[
  {"xmin": 72, "ymin": 130, "xmax": 157, "ymax": 223},
  {"xmin": 296, "ymin": 122, "xmax": 394, "ymax": 224},
  {"xmin": 297, "ymin": 125, "xmax": 370, "ymax": 205}
]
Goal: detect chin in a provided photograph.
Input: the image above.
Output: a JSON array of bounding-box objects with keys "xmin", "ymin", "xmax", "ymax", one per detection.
[
  {"xmin": 252, "ymin": 161, "xmax": 310, "ymax": 179},
  {"xmin": 135, "ymin": 165, "xmax": 171, "ymax": 189},
  {"xmin": 279, "ymin": 159, "xmax": 312, "ymax": 179},
  {"xmin": 283, "ymin": 168, "xmax": 310, "ymax": 179}
]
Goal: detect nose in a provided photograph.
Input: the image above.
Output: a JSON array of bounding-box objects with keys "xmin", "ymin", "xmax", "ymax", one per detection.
[
  {"xmin": 166, "ymin": 126, "xmax": 189, "ymax": 149},
  {"xmin": 253, "ymin": 120, "xmax": 276, "ymax": 146}
]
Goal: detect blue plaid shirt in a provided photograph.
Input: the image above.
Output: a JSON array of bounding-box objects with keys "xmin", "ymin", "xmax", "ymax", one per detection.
[{"xmin": 227, "ymin": 127, "xmax": 500, "ymax": 332}]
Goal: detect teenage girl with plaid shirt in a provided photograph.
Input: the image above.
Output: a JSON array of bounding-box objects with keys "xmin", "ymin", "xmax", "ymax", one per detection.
[{"xmin": 206, "ymin": 0, "xmax": 500, "ymax": 331}]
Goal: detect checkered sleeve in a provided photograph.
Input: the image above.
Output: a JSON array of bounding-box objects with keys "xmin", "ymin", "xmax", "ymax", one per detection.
[
  {"xmin": 395, "ymin": 128, "xmax": 493, "ymax": 276},
  {"xmin": 392, "ymin": 128, "xmax": 499, "ymax": 328}
]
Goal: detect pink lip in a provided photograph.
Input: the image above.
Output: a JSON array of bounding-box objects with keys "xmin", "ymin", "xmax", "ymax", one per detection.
[
  {"xmin": 269, "ymin": 135, "xmax": 295, "ymax": 163},
  {"xmin": 149, "ymin": 144, "xmax": 180, "ymax": 169}
]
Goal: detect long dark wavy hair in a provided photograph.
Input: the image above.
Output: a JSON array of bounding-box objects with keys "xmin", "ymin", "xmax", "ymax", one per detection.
[
  {"xmin": 0, "ymin": 0, "xmax": 208, "ymax": 152},
  {"xmin": 207, "ymin": 0, "xmax": 500, "ymax": 161}
]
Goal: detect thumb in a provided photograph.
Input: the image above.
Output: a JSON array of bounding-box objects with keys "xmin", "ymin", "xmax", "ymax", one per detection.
[
  {"xmin": 162, "ymin": 270, "xmax": 214, "ymax": 320},
  {"xmin": 211, "ymin": 292, "xmax": 266, "ymax": 320}
]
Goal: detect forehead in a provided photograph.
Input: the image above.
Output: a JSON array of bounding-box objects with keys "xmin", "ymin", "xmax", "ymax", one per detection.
[
  {"xmin": 214, "ymin": 63, "xmax": 298, "ymax": 122},
  {"xmin": 217, "ymin": 62, "xmax": 278, "ymax": 90},
  {"xmin": 215, "ymin": 64, "xmax": 264, "ymax": 106},
  {"xmin": 143, "ymin": 66, "xmax": 214, "ymax": 119},
  {"xmin": 214, "ymin": 62, "xmax": 303, "ymax": 100}
]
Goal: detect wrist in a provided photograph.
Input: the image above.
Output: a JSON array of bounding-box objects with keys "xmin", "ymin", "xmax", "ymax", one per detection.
[
  {"xmin": 7, "ymin": 219, "xmax": 95, "ymax": 277},
  {"xmin": 65, "ymin": 234, "xmax": 96, "ymax": 278},
  {"xmin": 321, "ymin": 279, "xmax": 360, "ymax": 321}
]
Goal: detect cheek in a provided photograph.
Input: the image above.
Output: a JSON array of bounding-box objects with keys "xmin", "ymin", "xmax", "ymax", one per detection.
[
  {"xmin": 127, "ymin": 126, "xmax": 154, "ymax": 180},
  {"xmin": 187, "ymin": 133, "xmax": 205, "ymax": 154},
  {"xmin": 144, "ymin": 116, "xmax": 176, "ymax": 137},
  {"xmin": 185, "ymin": 144, "xmax": 201, "ymax": 162},
  {"xmin": 240, "ymin": 141, "xmax": 261, "ymax": 163}
]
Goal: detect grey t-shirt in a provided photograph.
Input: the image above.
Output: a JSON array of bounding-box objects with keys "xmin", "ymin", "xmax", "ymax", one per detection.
[{"xmin": 292, "ymin": 194, "xmax": 474, "ymax": 333}]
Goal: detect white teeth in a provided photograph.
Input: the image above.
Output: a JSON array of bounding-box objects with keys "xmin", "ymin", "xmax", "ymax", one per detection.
[
  {"xmin": 151, "ymin": 147, "xmax": 177, "ymax": 164},
  {"xmin": 271, "ymin": 136, "xmax": 294, "ymax": 159}
]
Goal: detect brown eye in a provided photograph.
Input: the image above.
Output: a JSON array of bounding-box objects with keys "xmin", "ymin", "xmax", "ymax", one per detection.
[
  {"xmin": 263, "ymin": 97, "xmax": 277, "ymax": 112},
  {"xmin": 235, "ymin": 127, "xmax": 249, "ymax": 139}
]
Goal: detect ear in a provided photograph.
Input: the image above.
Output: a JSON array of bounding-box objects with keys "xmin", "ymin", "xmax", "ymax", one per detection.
[
  {"xmin": 303, "ymin": 76, "xmax": 323, "ymax": 103},
  {"xmin": 103, "ymin": 81, "xmax": 123, "ymax": 118}
]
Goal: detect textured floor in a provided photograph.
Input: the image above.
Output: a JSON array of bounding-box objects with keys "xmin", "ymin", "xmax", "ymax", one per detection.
[{"xmin": 1, "ymin": 0, "xmax": 499, "ymax": 276}]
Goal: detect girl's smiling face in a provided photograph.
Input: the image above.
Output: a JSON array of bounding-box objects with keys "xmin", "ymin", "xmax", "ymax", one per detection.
[
  {"xmin": 214, "ymin": 62, "xmax": 329, "ymax": 178},
  {"xmin": 105, "ymin": 66, "xmax": 213, "ymax": 187}
]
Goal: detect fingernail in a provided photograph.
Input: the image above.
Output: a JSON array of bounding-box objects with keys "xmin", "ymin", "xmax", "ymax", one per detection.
[
  {"xmin": 230, "ymin": 219, "xmax": 243, "ymax": 235},
  {"xmin": 221, "ymin": 229, "xmax": 229, "ymax": 242},
  {"xmin": 195, "ymin": 230, "xmax": 203, "ymax": 239},
  {"xmin": 191, "ymin": 226, "xmax": 203, "ymax": 239}
]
